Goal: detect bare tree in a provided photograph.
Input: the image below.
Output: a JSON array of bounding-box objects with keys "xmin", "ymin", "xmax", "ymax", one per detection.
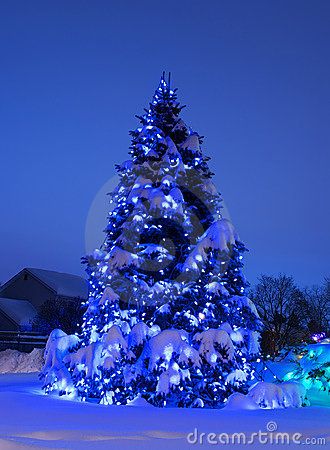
[
  {"xmin": 251, "ymin": 274, "xmax": 306, "ymax": 355},
  {"xmin": 301, "ymin": 278, "xmax": 330, "ymax": 334}
]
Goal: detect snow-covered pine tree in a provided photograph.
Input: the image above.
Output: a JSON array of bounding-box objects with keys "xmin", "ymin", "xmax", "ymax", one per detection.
[{"xmin": 41, "ymin": 74, "xmax": 262, "ymax": 408}]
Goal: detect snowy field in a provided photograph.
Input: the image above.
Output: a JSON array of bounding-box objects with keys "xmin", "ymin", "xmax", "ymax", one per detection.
[{"xmin": 0, "ymin": 373, "xmax": 329, "ymax": 450}]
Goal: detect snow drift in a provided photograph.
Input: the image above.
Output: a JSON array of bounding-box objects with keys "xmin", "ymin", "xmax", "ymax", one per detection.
[{"xmin": 0, "ymin": 348, "xmax": 44, "ymax": 374}]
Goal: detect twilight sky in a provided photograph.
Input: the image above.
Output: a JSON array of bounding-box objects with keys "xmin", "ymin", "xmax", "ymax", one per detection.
[{"xmin": 0, "ymin": 1, "xmax": 329, "ymax": 287}]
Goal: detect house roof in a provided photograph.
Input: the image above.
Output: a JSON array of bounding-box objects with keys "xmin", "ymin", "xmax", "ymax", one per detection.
[
  {"xmin": 0, "ymin": 298, "xmax": 37, "ymax": 327},
  {"xmin": 26, "ymin": 268, "xmax": 88, "ymax": 299},
  {"xmin": 0, "ymin": 268, "xmax": 89, "ymax": 300}
]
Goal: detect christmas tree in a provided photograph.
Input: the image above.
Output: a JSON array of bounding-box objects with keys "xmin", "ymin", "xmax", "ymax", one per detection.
[{"xmin": 41, "ymin": 74, "xmax": 262, "ymax": 408}]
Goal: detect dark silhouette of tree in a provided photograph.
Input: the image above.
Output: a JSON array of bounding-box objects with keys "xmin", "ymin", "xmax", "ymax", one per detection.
[
  {"xmin": 251, "ymin": 274, "xmax": 306, "ymax": 355},
  {"xmin": 33, "ymin": 299, "xmax": 83, "ymax": 335},
  {"xmin": 300, "ymin": 277, "xmax": 330, "ymax": 334}
]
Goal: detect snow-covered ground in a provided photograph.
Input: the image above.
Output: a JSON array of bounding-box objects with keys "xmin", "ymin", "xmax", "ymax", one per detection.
[{"xmin": 0, "ymin": 373, "xmax": 329, "ymax": 450}]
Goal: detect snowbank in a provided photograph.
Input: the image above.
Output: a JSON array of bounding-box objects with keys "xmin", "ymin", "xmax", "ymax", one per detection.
[
  {"xmin": 248, "ymin": 381, "xmax": 307, "ymax": 408},
  {"xmin": 127, "ymin": 394, "xmax": 154, "ymax": 407},
  {"xmin": 0, "ymin": 348, "xmax": 44, "ymax": 374},
  {"xmin": 224, "ymin": 392, "xmax": 260, "ymax": 410},
  {"xmin": 259, "ymin": 342, "xmax": 330, "ymax": 406},
  {"xmin": 224, "ymin": 381, "xmax": 307, "ymax": 411}
]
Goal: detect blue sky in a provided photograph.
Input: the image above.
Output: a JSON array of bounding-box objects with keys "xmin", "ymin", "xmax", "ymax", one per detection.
[{"xmin": 0, "ymin": 0, "xmax": 329, "ymax": 287}]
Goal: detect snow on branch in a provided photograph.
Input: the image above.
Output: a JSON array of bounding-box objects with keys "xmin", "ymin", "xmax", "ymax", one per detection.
[
  {"xmin": 41, "ymin": 329, "xmax": 80, "ymax": 396},
  {"xmin": 182, "ymin": 219, "xmax": 238, "ymax": 272},
  {"xmin": 65, "ymin": 325, "xmax": 127, "ymax": 378},
  {"xmin": 98, "ymin": 287, "xmax": 119, "ymax": 306},
  {"xmin": 107, "ymin": 246, "xmax": 140, "ymax": 271},
  {"xmin": 194, "ymin": 329, "xmax": 235, "ymax": 364}
]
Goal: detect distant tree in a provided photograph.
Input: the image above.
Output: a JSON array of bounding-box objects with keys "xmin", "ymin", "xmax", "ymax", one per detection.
[
  {"xmin": 251, "ymin": 274, "xmax": 306, "ymax": 355},
  {"xmin": 33, "ymin": 298, "xmax": 84, "ymax": 335},
  {"xmin": 301, "ymin": 278, "xmax": 330, "ymax": 335}
]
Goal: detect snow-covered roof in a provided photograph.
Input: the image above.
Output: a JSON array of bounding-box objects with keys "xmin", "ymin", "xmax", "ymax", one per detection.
[
  {"xmin": 25, "ymin": 268, "xmax": 88, "ymax": 299},
  {"xmin": 0, "ymin": 298, "xmax": 37, "ymax": 327}
]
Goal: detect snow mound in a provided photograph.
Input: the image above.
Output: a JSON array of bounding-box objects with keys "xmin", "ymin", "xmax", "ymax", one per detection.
[
  {"xmin": 127, "ymin": 394, "xmax": 154, "ymax": 407},
  {"xmin": 224, "ymin": 392, "xmax": 260, "ymax": 410},
  {"xmin": 0, "ymin": 348, "xmax": 44, "ymax": 374},
  {"xmin": 281, "ymin": 381, "xmax": 307, "ymax": 408},
  {"xmin": 248, "ymin": 381, "xmax": 306, "ymax": 409}
]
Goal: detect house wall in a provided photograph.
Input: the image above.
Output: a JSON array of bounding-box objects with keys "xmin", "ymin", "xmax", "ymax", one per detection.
[
  {"xmin": 0, "ymin": 271, "xmax": 56, "ymax": 309},
  {"xmin": 0, "ymin": 312, "xmax": 17, "ymax": 332}
]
